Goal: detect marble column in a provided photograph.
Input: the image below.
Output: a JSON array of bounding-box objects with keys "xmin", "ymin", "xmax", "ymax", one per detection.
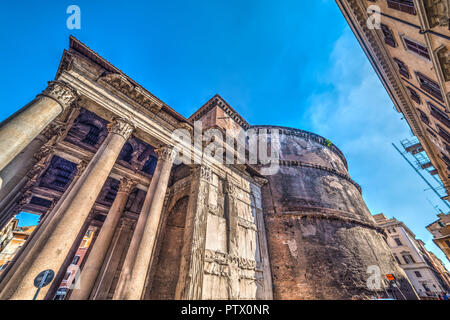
[
  {"xmin": 0, "ymin": 160, "xmax": 88, "ymax": 287},
  {"xmin": 90, "ymin": 217, "xmax": 136, "ymax": 300},
  {"xmin": 113, "ymin": 146, "xmax": 174, "ymax": 300},
  {"xmin": 0, "ymin": 118, "xmax": 134, "ymax": 300},
  {"xmin": 0, "ymin": 81, "xmax": 77, "ymax": 174},
  {"xmin": 70, "ymin": 178, "xmax": 136, "ymax": 300}
]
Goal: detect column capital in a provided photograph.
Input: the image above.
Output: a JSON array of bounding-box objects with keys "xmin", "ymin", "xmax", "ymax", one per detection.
[
  {"xmin": 74, "ymin": 159, "xmax": 89, "ymax": 179},
  {"xmin": 190, "ymin": 165, "xmax": 212, "ymax": 182},
  {"xmin": 18, "ymin": 190, "xmax": 33, "ymax": 207},
  {"xmin": 120, "ymin": 216, "xmax": 137, "ymax": 229},
  {"xmin": 253, "ymin": 176, "xmax": 268, "ymax": 186},
  {"xmin": 108, "ymin": 118, "xmax": 135, "ymax": 140},
  {"xmin": 40, "ymin": 81, "xmax": 78, "ymax": 111},
  {"xmin": 156, "ymin": 145, "xmax": 176, "ymax": 162},
  {"xmin": 33, "ymin": 145, "xmax": 54, "ymax": 162},
  {"xmin": 118, "ymin": 177, "xmax": 137, "ymax": 194},
  {"xmin": 41, "ymin": 121, "xmax": 66, "ymax": 141},
  {"xmin": 225, "ymin": 179, "xmax": 238, "ymax": 198}
]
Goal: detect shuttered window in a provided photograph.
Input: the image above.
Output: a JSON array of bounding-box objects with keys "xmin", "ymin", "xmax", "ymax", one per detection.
[
  {"xmin": 407, "ymin": 87, "xmax": 421, "ymax": 104},
  {"xmin": 387, "ymin": 0, "xmax": 416, "ymax": 15},
  {"xmin": 403, "ymin": 38, "xmax": 431, "ymax": 60},
  {"xmin": 428, "ymin": 102, "xmax": 450, "ymax": 128},
  {"xmin": 381, "ymin": 24, "xmax": 396, "ymax": 47},
  {"xmin": 393, "ymin": 58, "xmax": 410, "ymax": 78},
  {"xmin": 436, "ymin": 124, "xmax": 450, "ymax": 144},
  {"xmin": 416, "ymin": 72, "xmax": 444, "ymax": 102}
]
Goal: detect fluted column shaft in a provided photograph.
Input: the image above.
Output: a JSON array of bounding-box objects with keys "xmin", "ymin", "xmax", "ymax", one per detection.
[
  {"xmin": 70, "ymin": 178, "xmax": 135, "ymax": 300},
  {"xmin": 113, "ymin": 146, "xmax": 174, "ymax": 300},
  {"xmin": 0, "ymin": 81, "xmax": 77, "ymax": 174},
  {"xmin": 0, "ymin": 118, "xmax": 134, "ymax": 300}
]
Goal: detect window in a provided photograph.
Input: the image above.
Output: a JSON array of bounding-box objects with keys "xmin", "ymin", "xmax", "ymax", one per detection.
[
  {"xmin": 54, "ymin": 288, "xmax": 67, "ymax": 301},
  {"xmin": 417, "ymin": 109, "xmax": 430, "ymax": 125},
  {"xmin": 402, "ymin": 254, "xmax": 416, "ymax": 264},
  {"xmin": 72, "ymin": 255, "xmax": 81, "ymax": 265},
  {"xmin": 388, "ymin": 228, "xmax": 396, "ymax": 234},
  {"xmin": 381, "ymin": 24, "xmax": 397, "ymax": 47},
  {"xmin": 387, "ymin": 0, "xmax": 416, "ymax": 15},
  {"xmin": 445, "ymin": 143, "xmax": 450, "ymax": 155},
  {"xmin": 394, "ymin": 238, "xmax": 403, "ymax": 246},
  {"xmin": 436, "ymin": 124, "xmax": 450, "ymax": 144},
  {"xmin": 80, "ymin": 239, "xmax": 88, "ymax": 248},
  {"xmin": 63, "ymin": 271, "xmax": 72, "ymax": 281},
  {"xmin": 428, "ymin": 102, "xmax": 450, "ymax": 128},
  {"xmin": 407, "ymin": 87, "xmax": 421, "ymax": 104},
  {"xmin": 393, "ymin": 58, "xmax": 410, "ymax": 78},
  {"xmin": 394, "ymin": 254, "xmax": 402, "ymax": 265},
  {"xmin": 445, "ymin": 240, "xmax": 450, "ymax": 248},
  {"xmin": 414, "ymin": 271, "xmax": 422, "ymax": 278},
  {"xmin": 442, "ymin": 153, "xmax": 450, "ymax": 168},
  {"xmin": 403, "ymin": 38, "xmax": 431, "ymax": 60},
  {"xmin": 427, "ymin": 128, "xmax": 437, "ymax": 138},
  {"xmin": 416, "ymin": 72, "xmax": 444, "ymax": 102}
]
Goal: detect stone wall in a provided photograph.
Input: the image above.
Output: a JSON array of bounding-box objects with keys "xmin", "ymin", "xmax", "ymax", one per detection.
[
  {"xmin": 149, "ymin": 196, "xmax": 189, "ymax": 299},
  {"xmin": 253, "ymin": 126, "xmax": 418, "ymax": 300},
  {"xmin": 154, "ymin": 165, "xmax": 273, "ymax": 300}
]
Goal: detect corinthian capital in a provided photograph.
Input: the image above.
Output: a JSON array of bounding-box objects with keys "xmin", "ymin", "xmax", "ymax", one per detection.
[
  {"xmin": 156, "ymin": 145, "xmax": 176, "ymax": 162},
  {"xmin": 225, "ymin": 180, "xmax": 237, "ymax": 197},
  {"xmin": 118, "ymin": 177, "xmax": 137, "ymax": 194},
  {"xmin": 41, "ymin": 81, "xmax": 78, "ymax": 111},
  {"xmin": 108, "ymin": 118, "xmax": 135, "ymax": 139}
]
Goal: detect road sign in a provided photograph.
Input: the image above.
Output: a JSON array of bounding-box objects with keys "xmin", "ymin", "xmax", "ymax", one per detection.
[
  {"xmin": 34, "ymin": 269, "xmax": 55, "ymax": 288},
  {"xmin": 386, "ymin": 274, "xmax": 396, "ymax": 281},
  {"xmin": 33, "ymin": 269, "xmax": 55, "ymax": 300}
]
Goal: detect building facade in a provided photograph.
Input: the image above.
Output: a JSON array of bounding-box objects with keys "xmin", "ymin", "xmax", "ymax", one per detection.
[
  {"xmin": 0, "ymin": 217, "xmax": 17, "ymax": 255},
  {"xmin": 0, "ymin": 220, "xmax": 36, "ymax": 275},
  {"xmin": 416, "ymin": 239, "xmax": 450, "ymax": 288},
  {"xmin": 336, "ymin": 0, "xmax": 450, "ymax": 198},
  {"xmin": 374, "ymin": 213, "xmax": 449, "ymax": 298},
  {"xmin": 427, "ymin": 212, "xmax": 450, "ymax": 260},
  {"xmin": 54, "ymin": 225, "xmax": 98, "ymax": 300},
  {"xmin": 0, "ymin": 37, "xmax": 417, "ymax": 300}
]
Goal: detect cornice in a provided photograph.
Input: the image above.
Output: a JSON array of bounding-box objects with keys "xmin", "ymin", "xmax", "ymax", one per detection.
[
  {"xmin": 56, "ymin": 37, "xmax": 189, "ymax": 127},
  {"xmin": 189, "ymin": 94, "xmax": 250, "ymax": 130},
  {"xmin": 267, "ymin": 208, "xmax": 383, "ymax": 234},
  {"xmin": 276, "ymin": 159, "xmax": 362, "ymax": 194},
  {"xmin": 251, "ymin": 125, "xmax": 348, "ymax": 170},
  {"xmin": 98, "ymin": 72, "xmax": 163, "ymax": 114}
]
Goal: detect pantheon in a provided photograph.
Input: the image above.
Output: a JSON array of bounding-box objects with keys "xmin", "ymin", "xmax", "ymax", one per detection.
[{"xmin": 0, "ymin": 36, "xmax": 418, "ymax": 300}]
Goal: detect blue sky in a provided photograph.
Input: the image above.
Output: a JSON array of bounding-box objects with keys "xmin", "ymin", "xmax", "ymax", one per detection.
[{"xmin": 0, "ymin": 1, "xmax": 448, "ymax": 268}]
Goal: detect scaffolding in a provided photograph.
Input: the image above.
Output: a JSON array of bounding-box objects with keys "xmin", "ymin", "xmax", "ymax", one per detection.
[{"xmin": 393, "ymin": 138, "xmax": 450, "ymax": 211}]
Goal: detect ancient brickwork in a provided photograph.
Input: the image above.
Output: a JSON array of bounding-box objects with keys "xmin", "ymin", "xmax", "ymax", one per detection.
[{"xmin": 253, "ymin": 126, "xmax": 418, "ymax": 300}]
